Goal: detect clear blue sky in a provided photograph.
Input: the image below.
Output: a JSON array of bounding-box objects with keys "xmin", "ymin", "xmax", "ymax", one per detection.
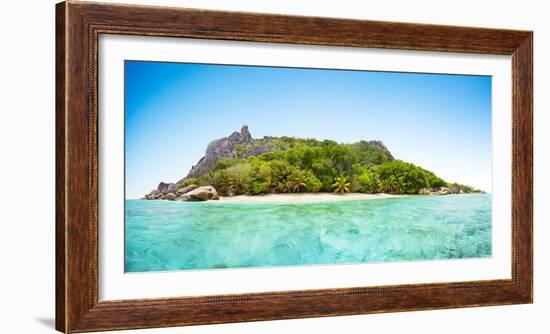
[{"xmin": 125, "ymin": 61, "xmax": 492, "ymax": 198}]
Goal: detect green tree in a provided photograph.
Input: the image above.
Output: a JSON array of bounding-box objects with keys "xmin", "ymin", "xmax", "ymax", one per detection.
[
  {"xmin": 376, "ymin": 160, "xmax": 440, "ymax": 194},
  {"xmin": 355, "ymin": 166, "xmax": 376, "ymax": 193},
  {"xmin": 224, "ymin": 164, "xmax": 250, "ymax": 195},
  {"xmin": 332, "ymin": 175, "xmax": 351, "ymax": 193},
  {"xmin": 176, "ymin": 133, "xmax": 477, "ymax": 196},
  {"xmin": 285, "ymin": 168, "xmax": 307, "ymax": 193},
  {"xmin": 281, "ymin": 168, "xmax": 321, "ymax": 193},
  {"xmin": 303, "ymin": 170, "xmax": 322, "ymax": 192},
  {"xmin": 247, "ymin": 161, "xmax": 273, "ymax": 194},
  {"xmin": 311, "ymin": 157, "xmax": 338, "ymax": 191}
]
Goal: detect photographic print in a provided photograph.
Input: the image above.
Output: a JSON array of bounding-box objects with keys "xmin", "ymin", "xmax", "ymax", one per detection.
[{"xmin": 125, "ymin": 61, "xmax": 492, "ymax": 273}]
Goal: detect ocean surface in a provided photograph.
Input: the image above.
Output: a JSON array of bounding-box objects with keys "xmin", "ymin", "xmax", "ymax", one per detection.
[{"xmin": 125, "ymin": 194, "xmax": 492, "ymax": 272}]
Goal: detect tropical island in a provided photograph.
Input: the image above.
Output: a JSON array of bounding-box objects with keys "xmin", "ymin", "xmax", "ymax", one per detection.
[{"xmin": 143, "ymin": 125, "xmax": 484, "ymax": 202}]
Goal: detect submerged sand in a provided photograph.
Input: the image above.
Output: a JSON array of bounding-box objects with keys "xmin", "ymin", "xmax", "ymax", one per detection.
[{"xmin": 217, "ymin": 193, "xmax": 402, "ymax": 204}]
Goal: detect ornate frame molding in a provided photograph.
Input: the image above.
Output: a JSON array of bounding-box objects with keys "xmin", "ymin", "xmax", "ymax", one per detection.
[{"xmin": 56, "ymin": 1, "xmax": 532, "ymax": 332}]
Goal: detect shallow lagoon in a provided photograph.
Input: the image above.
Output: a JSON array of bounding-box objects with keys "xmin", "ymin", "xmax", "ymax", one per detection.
[{"xmin": 125, "ymin": 194, "xmax": 491, "ymax": 272}]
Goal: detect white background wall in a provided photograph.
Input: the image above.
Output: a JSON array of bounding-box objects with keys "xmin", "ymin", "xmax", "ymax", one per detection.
[{"xmin": 0, "ymin": 0, "xmax": 547, "ymax": 333}]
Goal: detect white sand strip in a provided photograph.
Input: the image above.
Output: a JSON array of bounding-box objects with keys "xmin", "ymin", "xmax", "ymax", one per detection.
[{"xmin": 216, "ymin": 193, "xmax": 402, "ymax": 204}]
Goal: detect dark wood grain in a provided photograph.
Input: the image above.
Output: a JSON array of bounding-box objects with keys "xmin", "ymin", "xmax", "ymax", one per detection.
[
  {"xmin": 56, "ymin": 1, "xmax": 533, "ymax": 332},
  {"xmin": 55, "ymin": 2, "xmax": 67, "ymax": 332},
  {"xmin": 511, "ymin": 34, "xmax": 533, "ymax": 301}
]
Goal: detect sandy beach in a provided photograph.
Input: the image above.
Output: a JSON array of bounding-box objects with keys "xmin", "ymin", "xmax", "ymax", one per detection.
[{"xmin": 217, "ymin": 193, "xmax": 402, "ymax": 204}]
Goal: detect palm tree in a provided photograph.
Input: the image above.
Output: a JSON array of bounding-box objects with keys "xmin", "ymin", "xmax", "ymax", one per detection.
[
  {"xmin": 332, "ymin": 175, "xmax": 351, "ymax": 193},
  {"xmin": 286, "ymin": 170, "xmax": 308, "ymax": 193},
  {"xmin": 276, "ymin": 181, "xmax": 287, "ymax": 193}
]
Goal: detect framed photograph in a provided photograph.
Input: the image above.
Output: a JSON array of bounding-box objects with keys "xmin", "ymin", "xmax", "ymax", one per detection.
[{"xmin": 56, "ymin": 1, "xmax": 533, "ymax": 332}]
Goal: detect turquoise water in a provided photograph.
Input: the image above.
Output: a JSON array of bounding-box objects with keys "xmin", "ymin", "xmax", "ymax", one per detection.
[{"xmin": 125, "ymin": 194, "xmax": 491, "ymax": 272}]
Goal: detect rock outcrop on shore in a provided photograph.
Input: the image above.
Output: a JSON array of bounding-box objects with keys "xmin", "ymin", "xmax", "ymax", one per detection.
[
  {"xmin": 419, "ymin": 186, "xmax": 464, "ymax": 195},
  {"xmin": 177, "ymin": 186, "xmax": 220, "ymax": 201},
  {"xmin": 144, "ymin": 183, "xmax": 219, "ymax": 202}
]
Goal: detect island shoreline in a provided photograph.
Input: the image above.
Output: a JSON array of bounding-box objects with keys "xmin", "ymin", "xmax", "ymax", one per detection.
[{"xmin": 215, "ymin": 192, "xmax": 403, "ymax": 204}]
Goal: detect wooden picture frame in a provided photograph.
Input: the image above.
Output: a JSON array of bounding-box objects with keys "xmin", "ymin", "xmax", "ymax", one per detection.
[{"xmin": 56, "ymin": 1, "xmax": 533, "ymax": 332}]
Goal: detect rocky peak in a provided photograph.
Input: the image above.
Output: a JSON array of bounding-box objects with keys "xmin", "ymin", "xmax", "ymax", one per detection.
[
  {"xmin": 227, "ymin": 125, "xmax": 254, "ymax": 145},
  {"xmin": 185, "ymin": 125, "xmax": 257, "ymax": 179},
  {"xmin": 241, "ymin": 125, "xmax": 252, "ymax": 143},
  {"xmin": 180, "ymin": 126, "xmax": 394, "ymax": 182},
  {"xmin": 368, "ymin": 140, "xmax": 394, "ymax": 160}
]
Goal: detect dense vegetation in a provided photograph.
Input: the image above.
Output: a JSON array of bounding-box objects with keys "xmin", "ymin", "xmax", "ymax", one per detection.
[{"xmin": 176, "ymin": 137, "xmax": 477, "ymax": 196}]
